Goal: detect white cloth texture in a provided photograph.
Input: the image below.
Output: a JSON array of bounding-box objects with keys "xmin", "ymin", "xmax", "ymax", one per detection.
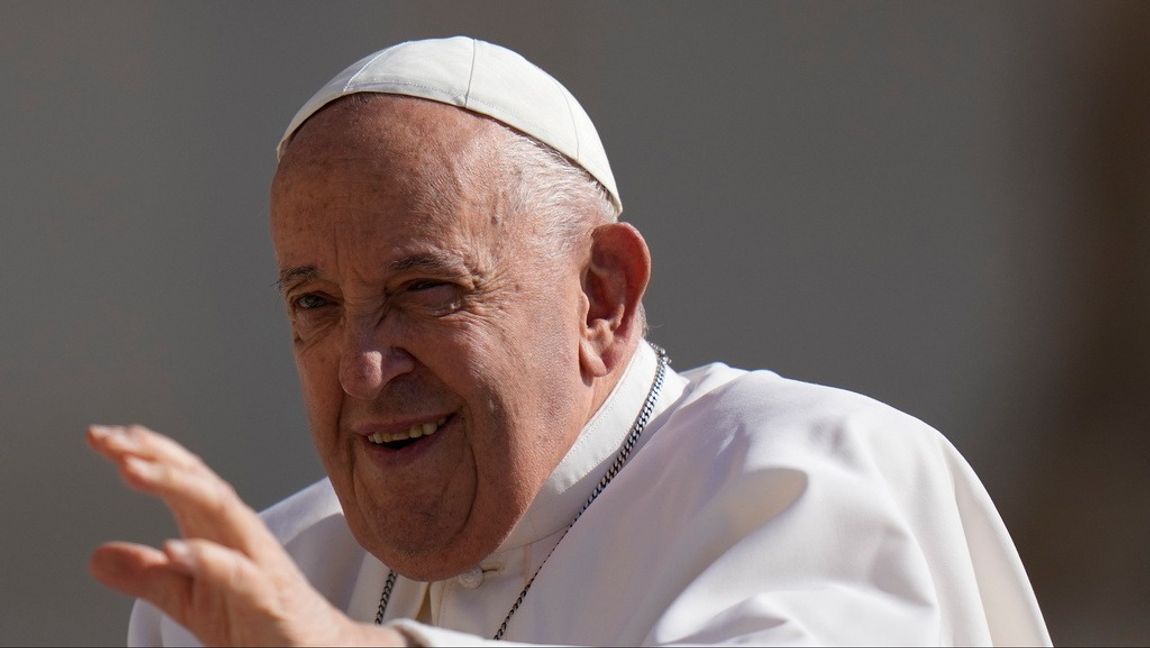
[{"xmin": 127, "ymin": 342, "xmax": 1050, "ymax": 646}]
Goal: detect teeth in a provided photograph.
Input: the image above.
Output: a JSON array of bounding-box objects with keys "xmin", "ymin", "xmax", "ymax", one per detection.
[{"xmin": 368, "ymin": 417, "xmax": 448, "ymax": 445}]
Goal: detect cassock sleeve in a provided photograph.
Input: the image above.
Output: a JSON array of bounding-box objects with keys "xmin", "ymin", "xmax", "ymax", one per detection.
[{"xmin": 128, "ymin": 598, "xmax": 199, "ymax": 647}]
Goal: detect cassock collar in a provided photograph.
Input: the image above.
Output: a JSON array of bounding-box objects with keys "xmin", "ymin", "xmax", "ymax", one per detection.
[{"xmin": 496, "ymin": 341, "xmax": 667, "ymax": 552}]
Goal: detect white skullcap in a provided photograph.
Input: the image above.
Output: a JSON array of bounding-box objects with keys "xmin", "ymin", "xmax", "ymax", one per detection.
[{"xmin": 277, "ymin": 36, "xmax": 621, "ymax": 212}]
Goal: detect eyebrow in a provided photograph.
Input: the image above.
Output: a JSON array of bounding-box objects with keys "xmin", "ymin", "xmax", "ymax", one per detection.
[
  {"xmin": 387, "ymin": 253, "xmax": 466, "ymax": 274},
  {"xmin": 274, "ymin": 254, "xmax": 468, "ymax": 292},
  {"xmin": 275, "ymin": 265, "xmax": 317, "ymax": 292}
]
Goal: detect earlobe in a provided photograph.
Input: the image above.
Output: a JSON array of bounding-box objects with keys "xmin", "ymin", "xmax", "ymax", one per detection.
[
  {"xmin": 578, "ymin": 338, "xmax": 608, "ymax": 377},
  {"xmin": 579, "ymin": 223, "xmax": 651, "ymax": 377}
]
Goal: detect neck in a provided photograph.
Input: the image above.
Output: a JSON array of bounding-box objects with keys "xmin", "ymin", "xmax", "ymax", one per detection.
[{"xmin": 585, "ymin": 338, "xmax": 641, "ymax": 424}]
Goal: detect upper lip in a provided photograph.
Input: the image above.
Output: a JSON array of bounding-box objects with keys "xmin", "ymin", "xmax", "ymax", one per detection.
[{"xmin": 348, "ymin": 412, "xmax": 454, "ymax": 438}]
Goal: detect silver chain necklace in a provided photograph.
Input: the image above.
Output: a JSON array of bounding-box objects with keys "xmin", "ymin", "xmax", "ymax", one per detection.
[{"xmin": 375, "ymin": 345, "xmax": 669, "ymax": 639}]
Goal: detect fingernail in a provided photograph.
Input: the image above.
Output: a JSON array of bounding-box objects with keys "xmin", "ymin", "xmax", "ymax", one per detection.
[
  {"xmin": 165, "ymin": 539, "xmax": 196, "ymax": 570},
  {"xmin": 124, "ymin": 456, "xmax": 161, "ymax": 480},
  {"xmin": 89, "ymin": 425, "xmax": 113, "ymax": 438},
  {"xmin": 104, "ymin": 429, "xmax": 140, "ymax": 451}
]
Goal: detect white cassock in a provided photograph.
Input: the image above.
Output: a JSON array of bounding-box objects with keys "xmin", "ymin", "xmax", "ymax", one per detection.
[{"xmin": 128, "ymin": 342, "xmax": 1050, "ymax": 646}]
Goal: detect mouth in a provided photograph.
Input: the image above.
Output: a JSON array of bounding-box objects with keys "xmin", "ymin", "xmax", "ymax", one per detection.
[{"xmin": 365, "ymin": 414, "xmax": 452, "ymax": 451}]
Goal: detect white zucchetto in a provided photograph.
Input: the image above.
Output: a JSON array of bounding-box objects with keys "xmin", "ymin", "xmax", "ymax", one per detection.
[{"xmin": 276, "ymin": 36, "xmax": 622, "ymax": 212}]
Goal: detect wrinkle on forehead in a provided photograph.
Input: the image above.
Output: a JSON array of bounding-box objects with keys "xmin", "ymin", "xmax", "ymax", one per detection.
[
  {"xmin": 269, "ymin": 95, "xmax": 536, "ymax": 293},
  {"xmin": 273, "ymin": 94, "xmax": 511, "ymax": 226}
]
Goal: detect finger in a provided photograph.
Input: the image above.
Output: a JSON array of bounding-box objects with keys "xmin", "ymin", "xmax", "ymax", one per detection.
[
  {"xmin": 91, "ymin": 539, "xmax": 268, "ymax": 644},
  {"xmin": 88, "ymin": 424, "xmax": 201, "ymax": 470},
  {"xmin": 90, "ymin": 541, "xmax": 192, "ymax": 609},
  {"xmin": 163, "ymin": 539, "xmax": 357, "ymax": 647},
  {"xmin": 89, "ymin": 425, "xmax": 223, "ymax": 503},
  {"xmin": 121, "ymin": 455, "xmax": 295, "ymax": 574},
  {"xmin": 89, "ymin": 425, "xmax": 295, "ymax": 574},
  {"xmin": 87, "ymin": 424, "xmax": 134, "ymax": 462},
  {"xmin": 164, "ymin": 538, "xmax": 282, "ymax": 608},
  {"xmin": 165, "ymin": 538, "xmax": 307, "ymax": 645},
  {"xmin": 96, "ymin": 539, "xmax": 378, "ymax": 648}
]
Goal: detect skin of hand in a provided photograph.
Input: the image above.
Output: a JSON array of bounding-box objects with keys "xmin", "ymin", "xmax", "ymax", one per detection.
[{"xmin": 87, "ymin": 423, "xmax": 408, "ymax": 647}]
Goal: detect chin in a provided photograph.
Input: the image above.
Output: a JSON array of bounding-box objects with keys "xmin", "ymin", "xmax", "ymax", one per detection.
[
  {"xmin": 376, "ymin": 540, "xmax": 490, "ymax": 582},
  {"xmin": 364, "ymin": 511, "xmax": 521, "ymax": 582}
]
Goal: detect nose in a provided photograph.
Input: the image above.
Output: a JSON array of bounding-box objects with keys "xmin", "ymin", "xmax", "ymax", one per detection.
[{"xmin": 338, "ymin": 316, "xmax": 416, "ymax": 400}]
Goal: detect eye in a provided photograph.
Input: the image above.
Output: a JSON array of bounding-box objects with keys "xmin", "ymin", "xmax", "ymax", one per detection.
[
  {"xmin": 399, "ymin": 279, "xmax": 462, "ymax": 314},
  {"xmin": 407, "ymin": 279, "xmax": 447, "ymax": 292},
  {"xmin": 292, "ymin": 293, "xmax": 332, "ymax": 310},
  {"xmin": 286, "ymin": 291, "xmax": 339, "ymax": 342}
]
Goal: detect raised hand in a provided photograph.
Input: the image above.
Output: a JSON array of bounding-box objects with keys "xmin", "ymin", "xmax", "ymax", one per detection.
[{"xmin": 87, "ymin": 424, "xmax": 404, "ymax": 647}]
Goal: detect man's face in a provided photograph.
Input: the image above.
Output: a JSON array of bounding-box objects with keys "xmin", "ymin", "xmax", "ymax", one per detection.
[{"xmin": 270, "ymin": 97, "xmax": 594, "ymax": 580}]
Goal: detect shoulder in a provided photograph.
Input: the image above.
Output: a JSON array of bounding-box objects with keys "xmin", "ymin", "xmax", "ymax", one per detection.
[
  {"xmin": 259, "ymin": 476, "xmax": 345, "ymax": 544},
  {"xmin": 670, "ymin": 362, "xmax": 949, "ymax": 465},
  {"xmin": 597, "ymin": 361, "xmax": 1046, "ymax": 645},
  {"xmin": 643, "ymin": 362, "xmax": 967, "ymax": 516},
  {"xmin": 677, "ymin": 362, "xmax": 925, "ymax": 425},
  {"xmin": 258, "ymin": 478, "xmax": 367, "ymax": 601},
  {"xmin": 637, "ymin": 362, "xmax": 1000, "ymax": 580}
]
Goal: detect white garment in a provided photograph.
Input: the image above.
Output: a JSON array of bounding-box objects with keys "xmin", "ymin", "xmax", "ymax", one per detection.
[{"xmin": 128, "ymin": 343, "xmax": 1050, "ymax": 646}]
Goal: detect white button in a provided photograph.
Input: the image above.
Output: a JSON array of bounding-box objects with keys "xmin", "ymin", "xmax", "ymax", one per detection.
[{"xmin": 457, "ymin": 565, "xmax": 484, "ymax": 589}]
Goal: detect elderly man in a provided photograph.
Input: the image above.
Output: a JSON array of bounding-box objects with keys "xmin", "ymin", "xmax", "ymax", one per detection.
[{"xmin": 88, "ymin": 37, "xmax": 1050, "ymax": 646}]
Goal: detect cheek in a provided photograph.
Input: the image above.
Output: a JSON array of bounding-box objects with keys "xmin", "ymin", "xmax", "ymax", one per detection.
[{"xmin": 293, "ymin": 347, "xmax": 342, "ymax": 429}]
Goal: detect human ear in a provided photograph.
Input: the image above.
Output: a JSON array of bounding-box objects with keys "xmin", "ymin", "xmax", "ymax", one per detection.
[{"xmin": 578, "ymin": 222, "xmax": 651, "ymax": 377}]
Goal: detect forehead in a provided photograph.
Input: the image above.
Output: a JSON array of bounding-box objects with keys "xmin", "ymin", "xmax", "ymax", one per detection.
[
  {"xmin": 273, "ymin": 95, "xmax": 500, "ymax": 207},
  {"xmin": 281, "ymin": 94, "xmax": 496, "ymax": 161},
  {"xmin": 270, "ymin": 96, "xmax": 511, "ymax": 261}
]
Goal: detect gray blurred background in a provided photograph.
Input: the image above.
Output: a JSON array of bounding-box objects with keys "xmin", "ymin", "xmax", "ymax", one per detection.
[{"xmin": 2, "ymin": 2, "xmax": 1147, "ymax": 645}]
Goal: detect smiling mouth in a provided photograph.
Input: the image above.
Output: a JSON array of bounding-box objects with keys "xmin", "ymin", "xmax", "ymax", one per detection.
[{"xmin": 367, "ymin": 415, "xmax": 450, "ymax": 450}]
